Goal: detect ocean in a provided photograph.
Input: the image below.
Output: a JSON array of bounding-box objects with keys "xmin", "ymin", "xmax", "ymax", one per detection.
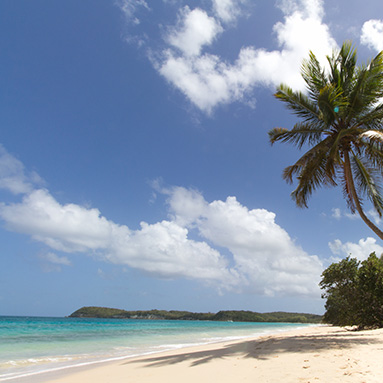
[{"xmin": 0, "ymin": 316, "xmax": 314, "ymax": 381}]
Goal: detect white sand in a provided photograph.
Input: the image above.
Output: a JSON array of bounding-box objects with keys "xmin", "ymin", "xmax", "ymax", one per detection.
[{"xmin": 32, "ymin": 325, "xmax": 383, "ymax": 383}]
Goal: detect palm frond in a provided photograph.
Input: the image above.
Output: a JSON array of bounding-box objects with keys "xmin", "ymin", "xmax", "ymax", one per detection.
[
  {"xmin": 354, "ymin": 104, "xmax": 383, "ymax": 130},
  {"xmin": 325, "ymin": 129, "xmax": 348, "ymax": 174},
  {"xmin": 361, "ymin": 136, "xmax": 383, "ymax": 170},
  {"xmin": 326, "ymin": 41, "xmax": 356, "ymax": 89},
  {"xmin": 359, "ymin": 130, "xmax": 383, "ymax": 142},
  {"xmin": 274, "ymin": 84, "xmax": 321, "ymax": 124},
  {"xmin": 347, "ymin": 52, "xmax": 383, "ymax": 122},
  {"xmin": 352, "ymin": 155, "xmax": 383, "ymax": 216},
  {"xmin": 360, "ymin": 50, "xmax": 383, "ymax": 101},
  {"xmin": 365, "ymin": 147, "xmax": 383, "ymax": 170},
  {"xmin": 357, "ymin": 129, "xmax": 383, "ymax": 164},
  {"xmin": 290, "ymin": 155, "xmax": 337, "ymax": 208},
  {"xmin": 338, "ymin": 41, "xmax": 357, "ymax": 91},
  {"xmin": 317, "ymin": 84, "xmax": 346, "ymax": 125},
  {"xmin": 269, "ymin": 122, "xmax": 325, "ymax": 148},
  {"xmin": 301, "ymin": 51, "xmax": 327, "ymax": 99},
  {"xmin": 282, "ymin": 138, "xmax": 338, "ymax": 207}
]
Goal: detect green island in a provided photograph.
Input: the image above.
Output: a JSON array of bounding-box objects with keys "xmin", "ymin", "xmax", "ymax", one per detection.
[{"xmin": 69, "ymin": 306, "xmax": 322, "ymax": 323}]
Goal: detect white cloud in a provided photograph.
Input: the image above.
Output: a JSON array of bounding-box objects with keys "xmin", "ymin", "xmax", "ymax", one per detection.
[
  {"xmin": 330, "ymin": 207, "xmax": 360, "ymax": 221},
  {"xmin": 41, "ymin": 252, "xmax": 72, "ymax": 266},
  {"xmin": 276, "ymin": 0, "xmax": 324, "ymax": 19},
  {"xmin": 212, "ymin": 0, "xmax": 247, "ymax": 23},
  {"xmin": 163, "ymin": 186, "xmax": 208, "ymax": 226},
  {"xmin": 156, "ymin": 0, "xmax": 337, "ymax": 113},
  {"xmin": 361, "ymin": 19, "xmax": 383, "ymax": 52},
  {"xmin": 116, "ymin": 0, "xmax": 150, "ymax": 25},
  {"xmin": 0, "ymin": 147, "xmax": 323, "ymax": 297},
  {"xmin": 38, "ymin": 252, "xmax": 71, "ymax": 272},
  {"xmin": 345, "ymin": 212, "xmax": 359, "ymax": 220},
  {"xmin": 110, "ymin": 220, "xmax": 239, "ymax": 286},
  {"xmin": 329, "ymin": 237, "xmax": 383, "ymax": 260},
  {"xmin": 165, "ymin": 186, "xmax": 323, "ymax": 296},
  {"xmin": 272, "ymin": 2, "xmax": 333, "ymax": 66},
  {"xmin": 158, "ymin": 52, "xmax": 230, "ymax": 113},
  {"xmin": 368, "ymin": 209, "xmax": 382, "ymax": 225},
  {"xmin": 332, "ymin": 208, "xmax": 341, "ymax": 219},
  {"xmin": 0, "ymin": 144, "xmax": 42, "ymax": 194},
  {"xmin": 0, "ymin": 188, "xmax": 239, "ymax": 289},
  {"xmin": 166, "ymin": 7, "xmax": 223, "ymax": 56},
  {"xmin": 0, "ymin": 189, "xmax": 124, "ymax": 253}
]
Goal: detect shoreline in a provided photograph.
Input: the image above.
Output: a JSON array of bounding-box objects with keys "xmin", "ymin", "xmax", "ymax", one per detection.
[
  {"xmin": 0, "ymin": 321, "xmax": 313, "ymax": 382},
  {"xmin": 13, "ymin": 325, "xmax": 383, "ymax": 383}
]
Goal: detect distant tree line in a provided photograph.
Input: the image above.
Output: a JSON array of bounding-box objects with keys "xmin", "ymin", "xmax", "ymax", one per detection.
[{"xmin": 69, "ymin": 306, "xmax": 322, "ymax": 323}]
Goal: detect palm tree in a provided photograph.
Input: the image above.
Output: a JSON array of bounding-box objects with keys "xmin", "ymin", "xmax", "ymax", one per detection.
[{"xmin": 269, "ymin": 41, "xmax": 383, "ymax": 240}]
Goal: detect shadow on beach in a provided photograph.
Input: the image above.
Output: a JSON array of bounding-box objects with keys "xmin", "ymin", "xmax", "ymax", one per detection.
[{"xmin": 124, "ymin": 327, "xmax": 381, "ymax": 368}]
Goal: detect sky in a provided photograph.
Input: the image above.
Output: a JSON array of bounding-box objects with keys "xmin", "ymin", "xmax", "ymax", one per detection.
[{"xmin": 1, "ymin": 0, "xmax": 383, "ymax": 317}]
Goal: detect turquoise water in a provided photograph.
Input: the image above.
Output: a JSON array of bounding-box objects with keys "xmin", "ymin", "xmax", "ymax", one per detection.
[{"xmin": 0, "ymin": 316, "xmax": 314, "ymax": 381}]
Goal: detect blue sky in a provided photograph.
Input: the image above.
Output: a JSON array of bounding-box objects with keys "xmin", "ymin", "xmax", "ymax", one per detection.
[{"xmin": 1, "ymin": 0, "xmax": 383, "ymax": 317}]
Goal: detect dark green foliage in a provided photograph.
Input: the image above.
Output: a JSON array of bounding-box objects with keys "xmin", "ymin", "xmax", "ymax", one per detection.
[
  {"xmin": 69, "ymin": 306, "xmax": 130, "ymax": 318},
  {"xmin": 357, "ymin": 254, "xmax": 383, "ymax": 327},
  {"xmin": 69, "ymin": 307, "xmax": 322, "ymax": 323},
  {"xmin": 320, "ymin": 252, "xmax": 383, "ymax": 328},
  {"xmin": 320, "ymin": 257, "xmax": 360, "ymax": 326},
  {"xmin": 213, "ymin": 310, "xmax": 266, "ymax": 322}
]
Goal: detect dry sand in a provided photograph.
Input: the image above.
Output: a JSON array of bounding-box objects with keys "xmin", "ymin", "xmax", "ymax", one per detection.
[{"xmin": 33, "ymin": 325, "xmax": 383, "ymax": 383}]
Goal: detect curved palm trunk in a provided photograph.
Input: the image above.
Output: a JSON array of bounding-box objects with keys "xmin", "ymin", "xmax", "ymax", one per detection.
[{"xmin": 344, "ymin": 152, "xmax": 383, "ymax": 240}]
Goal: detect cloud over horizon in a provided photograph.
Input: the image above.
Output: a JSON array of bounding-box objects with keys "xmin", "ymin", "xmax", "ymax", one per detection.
[
  {"xmin": 329, "ymin": 237, "xmax": 383, "ymax": 261},
  {"xmin": 0, "ymin": 145, "xmax": 323, "ymax": 298}
]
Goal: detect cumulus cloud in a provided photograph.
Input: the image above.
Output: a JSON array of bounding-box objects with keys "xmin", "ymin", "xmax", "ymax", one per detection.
[
  {"xmin": 361, "ymin": 19, "xmax": 383, "ymax": 52},
  {"xmin": 158, "ymin": 52, "xmax": 232, "ymax": 115},
  {"xmin": 0, "ymin": 188, "xmax": 237, "ymax": 288},
  {"xmin": 154, "ymin": 0, "xmax": 337, "ymax": 113},
  {"xmin": 0, "ymin": 189, "xmax": 123, "ymax": 253},
  {"xmin": 165, "ymin": 186, "xmax": 323, "ymax": 296},
  {"xmin": 166, "ymin": 7, "xmax": 223, "ymax": 56},
  {"xmin": 0, "ymin": 147, "xmax": 323, "ymax": 297},
  {"xmin": 110, "ymin": 220, "xmax": 239, "ymax": 286},
  {"xmin": 329, "ymin": 237, "xmax": 383, "ymax": 261}
]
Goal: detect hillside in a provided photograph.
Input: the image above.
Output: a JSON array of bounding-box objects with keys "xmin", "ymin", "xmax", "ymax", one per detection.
[{"xmin": 69, "ymin": 306, "xmax": 322, "ymax": 323}]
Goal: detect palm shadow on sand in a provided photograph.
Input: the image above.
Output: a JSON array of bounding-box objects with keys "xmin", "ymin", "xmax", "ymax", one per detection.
[{"xmin": 124, "ymin": 328, "xmax": 381, "ymax": 368}]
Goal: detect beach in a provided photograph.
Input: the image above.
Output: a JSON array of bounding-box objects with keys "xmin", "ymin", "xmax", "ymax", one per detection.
[
  {"xmin": 1, "ymin": 316, "xmax": 312, "ymax": 381},
  {"xmin": 29, "ymin": 325, "xmax": 383, "ymax": 383}
]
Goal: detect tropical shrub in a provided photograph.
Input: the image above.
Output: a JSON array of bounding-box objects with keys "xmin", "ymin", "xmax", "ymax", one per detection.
[{"xmin": 320, "ymin": 252, "xmax": 383, "ymax": 328}]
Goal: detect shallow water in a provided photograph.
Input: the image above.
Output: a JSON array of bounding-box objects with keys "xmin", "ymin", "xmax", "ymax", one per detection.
[{"xmin": 0, "ymin": 316, "xmax": 314, "ymax": 381}]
